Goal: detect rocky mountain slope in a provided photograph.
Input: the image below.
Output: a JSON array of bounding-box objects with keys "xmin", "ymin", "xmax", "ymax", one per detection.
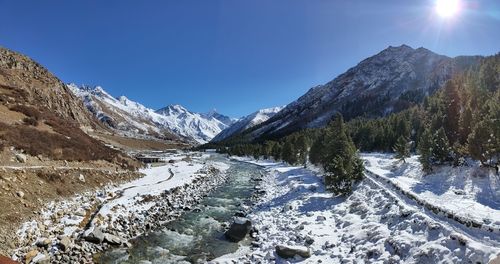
[
  {"xmin": 70, "ymin": 84, "xmax": 235, "ymax": 144},
  {"xmin": 224, "ymin": 45, "xmax": 482, "ymax": 142},
  {"xmin": 211, "ymin": 106, "xmax": 283, "ymax": 142},
  {"xmin": 0, "ymin": 47, "xmax": 99, "ymax": 130}
]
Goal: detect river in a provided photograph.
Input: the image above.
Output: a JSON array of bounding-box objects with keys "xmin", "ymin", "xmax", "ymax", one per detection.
[{"xmin": 98, "ymin": 156, "xmax": 264, "ymax": 263}]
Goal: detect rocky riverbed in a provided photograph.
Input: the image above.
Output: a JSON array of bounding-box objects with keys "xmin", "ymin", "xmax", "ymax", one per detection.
[{"xmin": 9, "ymin": 153, "xmax": 231, "ymax": 263}]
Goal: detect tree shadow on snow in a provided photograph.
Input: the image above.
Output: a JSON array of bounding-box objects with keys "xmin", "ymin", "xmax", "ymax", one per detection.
[{"xmin": 254, "ymin": 166, "xmax": 343, "ymax": 213}]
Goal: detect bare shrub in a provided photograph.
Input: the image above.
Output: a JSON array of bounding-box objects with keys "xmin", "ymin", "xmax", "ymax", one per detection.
[
  {"xmin": 37, "ymin": 171, "xmax": 63, "ymax": 182},
  {"xmin": 22, "ymin": 116, "xmax": 38, "ymax": 126},
  {"xmin": 9, "ymin": 104, "xmax": 42, "ymax": 120}
]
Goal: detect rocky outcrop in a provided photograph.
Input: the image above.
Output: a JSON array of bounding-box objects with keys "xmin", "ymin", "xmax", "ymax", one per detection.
[
  {"xmin": 224, "ymin": 217, "xmax": 252, "ymax": 242},
  {"xmin": 0, "ymin": 47, "xmax": 100, "ymax": 130}
]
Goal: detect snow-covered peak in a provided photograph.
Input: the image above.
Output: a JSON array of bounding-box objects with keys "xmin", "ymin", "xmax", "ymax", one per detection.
[
  {"xmin": 69, "ymin": 84, "xmax": 232, "ymax": 144},
  {"xmin": 157, "ymin": 104, "xmax": 190, "ymax": 116},
  {"xmin": 154, "ymin": 104, "xmax": 234, "ymax": 143},
  {"xmin": 227, "ymin": 45, "xmax": 481, "ymax": 142},
  {"xmin": 211, "ymin": 106, "xmax": 283, "ymax": 142}
]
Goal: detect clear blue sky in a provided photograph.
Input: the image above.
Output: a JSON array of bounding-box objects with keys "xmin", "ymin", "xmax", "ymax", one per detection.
[{"xmin": 0, "ymin": 0, "xmax": 499, "ymax": 117}]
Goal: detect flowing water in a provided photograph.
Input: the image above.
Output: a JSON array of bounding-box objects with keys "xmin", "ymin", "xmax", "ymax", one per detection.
[{"xmin": 98, "ymin": 157, "xmax": 264, "ymax": 263}]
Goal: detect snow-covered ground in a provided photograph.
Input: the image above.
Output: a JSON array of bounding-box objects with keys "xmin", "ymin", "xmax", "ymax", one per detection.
[
  {"xmin": 214, "ymin": 156, "xmax": 500, "ymax": 263},
  {"xmin": 363, "ymin": 153, "xmax": 500, "ymax": 234},
  {"xmin": 96, "ymin": 154, "xmax": 230, "ymax": 223}
]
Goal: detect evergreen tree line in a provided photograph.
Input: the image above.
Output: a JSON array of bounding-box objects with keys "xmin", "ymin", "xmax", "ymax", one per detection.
[
  {"xmin": 347, "ymin": 54, "xmax": 499, "ymax": 172},
  {"xmin": 218, "ymin": 114, "xmax": 365, "ymax": 195}
]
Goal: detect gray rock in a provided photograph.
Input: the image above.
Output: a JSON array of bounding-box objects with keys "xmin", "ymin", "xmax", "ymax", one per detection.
[
  {"xmin": 275, "ymin": 245, "xmax": 311, "ymax": 259},
  {"xmin": 83, "ymin": 226, "xmax": 105, "ymax": 244},
  {"xmin": 316, "ymin": 215, "xmax": 327, "ymax": 221},
  {"xmin": 103, "ymin": 233, "xmax": 122, "ymax": 245},
  {"xmin": 305, "ymin": 236, "xmax": 315, "ymax": 245},
  {"xmin": 15, "ymin": 153, "xmax": 27, "ymax": 163},
  {"xmin": 35, "ymin": 238, "xmax": 51, "ymax": 249},
  {"xmin": 224, "ymin": 217, "xmax": 252, "ymax": 242}
]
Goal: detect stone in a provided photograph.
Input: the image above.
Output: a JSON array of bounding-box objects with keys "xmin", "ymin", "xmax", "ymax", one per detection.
[
  {"xmin": 83, "ymin": 226, "xmax": 105, "ymax": 244},
  {"xmin": 58, "ymin": 236, "xmax": 72, "ymax": 251},
  {"xmin": 35, "ymin": 238, "xmax": 51, "ymax": 248},
  {"xmin": 316, "ymin": 215, "xmax": 327, "ymax": 221},
  {"xmin": 16, "ymin": 191, "xmax": 24, "ymax": 198},
  {"xmin": 24, "ymin": 249, "xmax": 39, "ymax": 264},
  {"xmin": 305, "ymin": 236, "xmax": 315, "ymax": 245},
  {"xmin": 224, "ymin": 217, "xmax": 252, "ymax": 242},
  {"xmin": 103, "ymin": 233, "xmax": 122, "ymax": 245},
  {"xmin": 78, "ymin": 174, "xmax": 85, "ymax": 183},
  {"xmin": 31, "ymin": 253, "xmax": 50, "ymax": 264},
  {"xmin": 15, "ymin": 153, "xmax": 27, "ymax": 163},
  {"xmin": 275, "ymin": 245, "xmax": 311, "ymax": 259}
]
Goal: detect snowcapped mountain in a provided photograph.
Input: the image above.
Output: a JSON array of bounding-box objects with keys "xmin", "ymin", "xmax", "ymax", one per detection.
[
  {"xmin": 223, "ymin": 45, "xmax": 482, "ymax": 142},
  {"xmin": 211, "ymin": 106, "xmax": 283, "ymax": 142},
  {"xmin": 68, "ymin": 84, "xmax": 235, "ymax": 144},
  {"xmin": 155, "ymin": 105, "xmax": 236, "ymax": 143}
]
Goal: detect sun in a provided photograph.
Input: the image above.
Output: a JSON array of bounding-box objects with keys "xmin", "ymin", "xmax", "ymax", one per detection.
[{"xmin": 435, "ymin": 0, "xmax": 461, "ymax": 18}]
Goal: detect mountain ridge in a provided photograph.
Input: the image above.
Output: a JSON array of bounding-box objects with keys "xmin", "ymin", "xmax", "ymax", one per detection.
[
  {"xmin": 211, "ymin": 106, "xmax": 283, "ymax": 142},
  {"xmin": 218, "ymin": 44, "xmax": 483, "ymax": 143},
  {"xmin": 69, "ymin": 84, "xmax": 236, "ymax": 144}
]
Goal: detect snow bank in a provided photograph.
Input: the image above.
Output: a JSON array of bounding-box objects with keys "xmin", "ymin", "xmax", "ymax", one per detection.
[
  {"xmin": 362, "ymin": 153, "xmax": 500, "ymax": 234},
  {"xmin": 213, "ymin": 156, "xmax": 500, "ymax": 263}
]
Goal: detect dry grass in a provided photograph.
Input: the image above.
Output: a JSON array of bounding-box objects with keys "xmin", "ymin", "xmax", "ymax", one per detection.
[{"xmin": 0, "ymin": 104, "xmax": 141, "ymax": 170}]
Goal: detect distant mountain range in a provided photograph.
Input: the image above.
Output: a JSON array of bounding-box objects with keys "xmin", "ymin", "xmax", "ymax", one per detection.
[
  {"xmin": 1, "ymin": 44, "xmax": 487, "ymax": 149},
  {"xmin": 217, "ymin": 45, "xmax": 483, "ymax": 143},
  {"xmin": 69, "ymin": 84, "xmax": 236, "ymax": 144},
  {"xmin": 211, "ymin": 106, "xmax": 283, "ymax": 142}
]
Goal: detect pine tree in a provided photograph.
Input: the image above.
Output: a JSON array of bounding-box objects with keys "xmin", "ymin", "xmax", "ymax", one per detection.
[
  {"xmin": 309, "ymin": 133, "xmax": 325, "ymax": 165},
  {"xmin": 418, "ymin": 128, "xmax": 433, "ymax": 173},
  {"xmin": 433, "ymin": 127, "xmax": 451, "ymax": 164},
  {"xmin": 393, "ymin": 136, "xmax": 410, "ymax": 163},
  {"xmin": 271, "ymin": 142, "xmax": 282, "ymax": 161},
  {"xmin": 468, "ymin": 119, "xmax": 498, "ymax": 167},
  {"xmin": 322, "ymin": 113, "xmax": 364, "ymax": 195},
  {"xmin": 281, "ymin": 139, "xmax": 297, "ymax": 165},
  {"xmin": 443, "ymin": 80, "xmax": 461, "ymax": 144},
  {"xmin": 459, "ymin": 106, "xmax": 473, "ymax": 145},
  {"xmin": 295, "ymin": 133, "xmax": 309, "ymax": 167}
]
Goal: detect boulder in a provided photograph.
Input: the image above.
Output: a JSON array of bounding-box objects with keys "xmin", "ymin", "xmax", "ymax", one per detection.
[
  {"xmin": 57, "ymin": 236, "xmax": 72, "ymax": 251},
  {"xmin": 103, "ymin": 233, "xmax": 122, "ymax": 245},
  {"xmin": 305, "ymin": 235, "xmax": 315, "ymax": 246},
  {"xmin": 16, "ymin": 191, "xmax": 24, "ymax": 199},
  {"xmin": 24, "ymin": 249, "xmax": 39, "ymax": 264},
  {"xmin": 316, "ymin": 215, "xmax": 326, "ymax": 221},
  {"xmin": 224, "ymin": 217, "xmax": 252, "ymax": 242},
  {"xmin": 15, "ymin": 154, "xmax": 27, "ymax": 163},
  {"xmin": 83, "ymin": 226, "xmax": 104, "ymax": 244},
  {"xmin": 35, "ymin": 238, "xmax": 51, "ymax": 249},
  {"xmin": 275, "ymin": 245, "xmax": 311, "ymax": 259}
]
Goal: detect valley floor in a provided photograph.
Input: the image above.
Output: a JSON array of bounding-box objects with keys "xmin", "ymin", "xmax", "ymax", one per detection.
[
  {"xmin": 7, "ymin": 152, "xmax": 230, "ymax": 263},
  {"xmin": 214, "ymin": 155, "xmax": 500, "ymax": 264}
]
